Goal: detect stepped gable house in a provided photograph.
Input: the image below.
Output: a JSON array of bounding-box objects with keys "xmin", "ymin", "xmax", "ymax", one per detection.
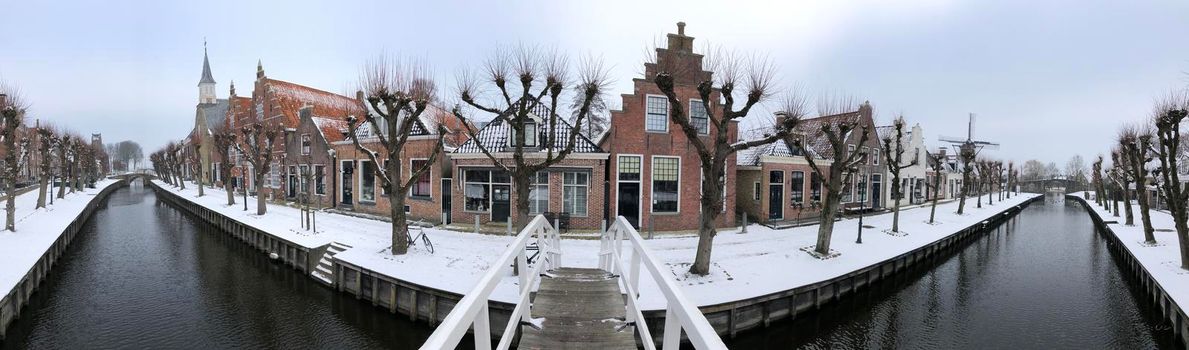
[{"xmin": 600, "ymin": 23, "xmax": 738, "ymax": 231}]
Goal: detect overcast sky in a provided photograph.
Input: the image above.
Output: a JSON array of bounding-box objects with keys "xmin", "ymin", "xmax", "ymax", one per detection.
[{"xmin": 1, "ymin": 0, "xmax": 1186, "ymax": 166}]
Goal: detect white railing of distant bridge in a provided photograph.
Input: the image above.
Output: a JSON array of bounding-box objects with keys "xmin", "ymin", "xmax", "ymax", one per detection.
[
  {"xmin": 599, "ymin": 216, "xmax": 727, "ymax": 350},
  {"xmin": 420, "ymin": 214, "xmax": 561, "ymax": 350}
]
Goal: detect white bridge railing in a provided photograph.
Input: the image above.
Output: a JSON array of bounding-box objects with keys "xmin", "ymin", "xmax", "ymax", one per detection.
[
  {"xmin": 599, "ymin": 216, "xmax": 726, "ymax": 350},
  {"xmin": 420, "ymin": 215, "xmax": 560, "ymax": 350}
]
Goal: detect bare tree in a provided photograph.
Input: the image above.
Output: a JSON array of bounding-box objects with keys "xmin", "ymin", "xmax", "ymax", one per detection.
[
  {"xmin": 35, "ymin": 125, "xmax": 55, "ymax": 208},
  {"xmin": 956, "ymin": 142, "xmax": 978, "ymax": 214},
  {"xmin": 0, "ymin": 88, "xmax": 28, "ymax": 231},
  {"xmin": 1150, "ymin": 91, "xmax": 1189, "ymax": 268},
  {"xmin": 1066, "ymin": 155, "xmax": 1087, "ymax": 191},
  {"xmin": 345, "ymin": 56, "xmax": 449, "ymax": 255},
  {"xmin": 880, "ymin": 115, "xmax": 919, "ymax": 233},
  {"xmin": 1110, "ymin": 149, "xmax": 1133, "ymax": 225},
  {"xmin": 234, "ymin": 123, "xmax": 282, "ymax": 215},
  {"xmin": 1120, "ymin": 126, "xmax": 1156, "ymax": 244},
  {"xmin": 190, "ymin": 143, "xmax": 204, "ymax": 196},
  {"xmin": 926, "ymin": 151, "xmax": 946, "ymax": 224},
  {"xmin": 212, "ymin": 131, "xmax": 237, "ymax": 206},
  {"xmin": 451, "ymin": 47, "xmax": 609, "ymax": 232},
  {"xmin": 789, "ymin": 97, "xmax": 871, "ymax": 257},
  {"xmin": 1092, "ymin": 155, "xmax": 1104, "ymax": 206},
  {"xmin": 1006, "ymin": 161, "xmax": 1015, "ymax": 199},
  {"xmin": 56, "ymin": 134, "xmax": 72, "ymax": 198}
]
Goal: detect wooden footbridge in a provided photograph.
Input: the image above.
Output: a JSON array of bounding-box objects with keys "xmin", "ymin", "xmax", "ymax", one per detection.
[{"xmin": 421, "ymin": 216, "xmax": 725, "ymax": 350}]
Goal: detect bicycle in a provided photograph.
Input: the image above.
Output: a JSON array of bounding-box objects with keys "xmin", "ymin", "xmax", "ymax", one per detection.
[{"xmin": 407, "ymin": 219, "xmax": 434, "ymax": 254}]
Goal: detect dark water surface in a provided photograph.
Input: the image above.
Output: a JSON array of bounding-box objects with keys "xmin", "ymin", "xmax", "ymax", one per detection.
[
  {"xmin": 1, "ymin": 185, "xmax": 434, "ymax": 349},
  {"xmin": 727, "ymin": 194, "xmax": 1181, "ymax": 349}
]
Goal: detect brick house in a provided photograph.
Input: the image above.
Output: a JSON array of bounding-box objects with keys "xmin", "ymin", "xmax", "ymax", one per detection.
[
  {"xmin": 219, "ymin": 91, "xmax": 253, "ymax": 190},
  {"xmin": 599, "ymin": 23, "xmax": 738, "ymax": 231},
  {"xmin": 736, "ymin": 103, "xmax": 882, "ymax": 224},
  {"xmin": 451, "ymin": 104, "xmax": 608, "ymax": 230},
  {"xmin": 736, "ymin": 136, "xmax": 829, "ymax": 224},
  {"xmin": 330, "ymin": 101, "xmax": 471, "ymax": 224},
  {"xmin": 243, "ymin": 61, "xmax": 364, "ymax": 202}
]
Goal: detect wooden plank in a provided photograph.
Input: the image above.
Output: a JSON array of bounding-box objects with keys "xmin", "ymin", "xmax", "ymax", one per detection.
[{"xmin": 518, "ymin": 268, "xmax": 637, "ymax": 350}]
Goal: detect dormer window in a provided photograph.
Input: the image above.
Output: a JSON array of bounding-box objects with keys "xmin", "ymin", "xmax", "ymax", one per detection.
[{"xmin": 509, "ymin": 122, "xmax": 538, "ymax": 147}]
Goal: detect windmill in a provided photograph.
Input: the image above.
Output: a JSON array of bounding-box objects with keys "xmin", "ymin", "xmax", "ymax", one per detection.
[{"xmin": 939, "ymin": 113, "xmax": 999, "ymax": 163}]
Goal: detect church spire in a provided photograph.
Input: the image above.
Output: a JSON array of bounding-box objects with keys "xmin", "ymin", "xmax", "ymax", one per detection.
[{"xmin": 199, "ymin": 40, "xmax": 216, "ymax": 85}]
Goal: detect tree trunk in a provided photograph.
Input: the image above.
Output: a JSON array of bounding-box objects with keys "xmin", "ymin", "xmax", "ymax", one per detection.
[
  {"xmin": 224, "ymin": 180, "xmax": 235, "ymax": 206},
  {"xmin": 56, "ymin": 174, "xmax": 66, "ymax": 198},
  {"xmin": 1136, "ymin": 175, "xmax": 1156, "ymax": 243},
  {"xmin": 957, "ymin": 170, "xmax": 969, "ymax": 215},
  {"xmin": 1112, "ymin": 187, "xmax": 1120, "ymax": 217},
  {"xmin": 5, "ymin": 182, "xmax": 14, "ymax": 231},
  {"xmin": 815, "ymin": 168, "xmax": 844, "ymax": 255},
  {"xmin": 690, "ymin": 196, "xmax": 718, "ymax": 275},
  {"xmin": 892, "ymin": 192, "xmax": 902, "ymax": 232},
  {"xmin": 255, "ymin": 173, "xmax": 266, "ymax": 215},
  {"xmin": 197, "ymin": 170, "xmax": 204, "ymax": 197},
  {"xmin": 1122, "ymin": 180, "xmax": 1134, "ymax": 226},
  {"xmin": 929, "ymin": 174, "xmax": 941, "ymax": 224},
  {"xmin": 36, "ymin": 177, "xmax": 47, "ymax": 209},
  {"xmin": 689, "ymin": 164, "xmax": 723, "ymax": 275},
  {"xmin": 390, "ymin": 190, "xmax": 409, "ymax": 255},
  {"xmin": 513, "ymin": 172, "xmax": 532, "ymax": 232},
  {"xmin": 1179, "ymin": 216, "xmax": 1189, "ymax": 270}
]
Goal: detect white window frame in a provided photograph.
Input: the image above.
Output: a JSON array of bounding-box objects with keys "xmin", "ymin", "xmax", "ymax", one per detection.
[
  {"xmin": 689, "ymin": 99, "xmax": 709, "ymax": 135},
  {"xmin": 753, "ymin": 181, "xmax": 761, "ymax": 201},
  {"xmin": 529, "ymin": 171, "xmax": 549, "ymax": 214},
  {"xmin": 645, "ymin": 94, "xmax": 669, "ymax": 133},
  {"xmin": 617, "ymin": 154, "xmax": 643, "ymax": 223},
  {"xmin": 300, "ymin": 134, "xmax": 311, "ymax": 155},
  {"xmin": 563, "ymin": 171, "xmax": 590, "ymax": 217},
  {"xmin": 359, "ymin": 159, "xmax": 375, "ymax": 203},
  {"xmin": 650, "ymin": 156, "xmax": 681, "ymax": 213},
  {"xmin": 409, "ymin": 158, "xmax": 432, "ymax": 198}
]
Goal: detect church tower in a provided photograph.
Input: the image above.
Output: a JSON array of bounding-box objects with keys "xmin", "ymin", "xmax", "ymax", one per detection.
[{"xmin": 198, "ymin": 41, "xmax": 217, "ymax": 105}]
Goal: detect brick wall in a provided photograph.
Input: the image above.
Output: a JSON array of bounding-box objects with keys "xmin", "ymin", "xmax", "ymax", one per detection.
[{"xmin": 450, "ymin": 156, "xmax": 608, "ymax": 230}]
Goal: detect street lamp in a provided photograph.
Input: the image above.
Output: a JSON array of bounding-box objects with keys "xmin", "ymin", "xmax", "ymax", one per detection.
[{"xmin": 855, "ymin": 153, "xmax": 868, "ymax": 244}]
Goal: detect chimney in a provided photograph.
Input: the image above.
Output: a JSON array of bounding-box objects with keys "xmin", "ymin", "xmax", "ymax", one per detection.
[
  {"xmin": 229, "ymin": 80, "xmax": 236, "ymax": 98},
  {"xmin": 299, "ymin": 105, "xmax": 313, "ymax": 121},
  {"xmin": 666, "ymin": 22, "xmax": 695, "ymax": 53}
]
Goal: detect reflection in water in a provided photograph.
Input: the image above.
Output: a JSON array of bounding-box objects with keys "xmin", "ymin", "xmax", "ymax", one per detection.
[
  {"xmin": 727, "ymin": 194, "xmax": 1180, "ymax": 349},
  {"xmin": 1, "ymin": 187, "xmax": 434, "ymax": 349}
]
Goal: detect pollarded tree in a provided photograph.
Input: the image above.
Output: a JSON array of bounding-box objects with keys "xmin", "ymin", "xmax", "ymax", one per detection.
[
  {"xmin": 1150, "ymin": 92, "xmax": 1189, "ymax": 268},
  {"xmin": 1006, "ymin": 161, "xmax": 1015, "ymax": 199},
  {"xmin": 649, "ymin": 49, "xmax": 810, "ymax": 275},
  {"xmin": 1092, "ymin": 155, "xmax": 1104, "ymax": 207},
  {"xmin": 788, "ymin": 97, "xmax": 872, "ymax": 257},
  {"xmin": 0, "ymin": 88, "xmax": 28, "ymax": 231},
  {"xmin": 1110, "ymin": 149, "xmax": 1134, "ymax": 225},
  {"xmin": 234, "ymin": 123, "xmax": 282, "ymax": 215},
  {"xmin": 345, "ymin": 56, "xmax": 450, "ymax": 255},
  {"xmin": 956, "ymin": 141, "xmax": 978, "ymax": 214},
  {"xmin": 926, "ymin": 151, "xmax": 946, "ymax": 224},
  {"xmin": 880, "ymin": 115, "xmax": 919, "ymax": 233},
  {"xmin": 452, "ymin": 47, "xmax": 609, "ymax": 232},
  {"xmin": 190, "ymin": 143, "xmax": 204, "ymax": 196},
  {"xmin": 1120, "ymin": 126, "xmax": 1156, "ymax": 244},
  {"xmin": 35, "ymin": 125, "xmax": 56, "ymax": 208},
  {"xmin": 57, "ymin": 135, "xmax": 73, "ymax": 198},
  {"xmin": 212, "ymin": 131, "xmax": 237, "ymax": 206}
]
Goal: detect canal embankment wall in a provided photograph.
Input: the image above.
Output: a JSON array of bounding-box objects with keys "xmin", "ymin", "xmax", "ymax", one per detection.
[
  {"xmin": 148, "ymin": 179, "xmax": 1042, "ymax": 342},
  {"xmin": 1070, "ymin": 194, "xmax": 1189, "ymax": 347},
  {"xmin": 0, "ymin": 179, "xmax": 125, "ymax": 340}
]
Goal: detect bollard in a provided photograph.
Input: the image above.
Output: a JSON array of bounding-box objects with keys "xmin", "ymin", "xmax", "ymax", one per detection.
[
  {"xmin": 507, "ymin": 220, "xmax": 513, "ymax": 236},
  {"xmin": 474, "ymin": 216, "xmax": 480, "ymax": 234},
  {"xmin": 442, "ymin": 212, "xmax": 447, "ymax": 226},
  {"xmin": 742, "ymin": 215, "xmax": 748, "ymax": 234},
  {"xmin": 648, "ymin": 220, "xmax": 654, "ymax": 240}
]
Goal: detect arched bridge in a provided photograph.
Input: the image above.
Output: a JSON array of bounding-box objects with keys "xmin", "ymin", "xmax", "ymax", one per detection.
[{"xmin": 1017, "ymin": 175, "xmax": 1079, "ymax": 193}]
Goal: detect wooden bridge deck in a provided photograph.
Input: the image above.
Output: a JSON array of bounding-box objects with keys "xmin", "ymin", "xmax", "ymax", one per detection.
[{"xmin": 518, "ymin": 267, "xmax": 636, "ymax": 349}]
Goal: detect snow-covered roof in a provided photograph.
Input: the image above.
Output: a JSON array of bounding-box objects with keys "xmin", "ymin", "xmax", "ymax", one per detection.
[
  {"xmin": 454, "ymin": 102, "xmax": 603, "ymax": 154},
  {"xmin": 264, "ymin": 78, "xmax": 365, "ymax": 127}
]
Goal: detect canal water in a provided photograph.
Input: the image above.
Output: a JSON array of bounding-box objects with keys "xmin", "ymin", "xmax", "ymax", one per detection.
[
  {"xmin": 728, "ymin": 194, "xmax": 1181, "ymax": 349},
  {"xmin": 1, "ymin": 185, "xmax": 435, "ymax": 349},
  {"xmin": 0, "ymin": 187, "xmax": 1179, "ymax": 349}
]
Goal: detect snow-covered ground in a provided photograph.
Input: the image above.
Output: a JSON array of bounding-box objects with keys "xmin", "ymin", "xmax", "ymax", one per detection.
[
  {"xmin": 156, "ymin": 182, "xmax": 1039, "ymax": 311},
  {"xmin": 0, "ymin": 179, "xmax": 121, "ymax": 295},
  {"xmin": 1071, "ymin": 193, "xmax": 1189, "ymax": 311}
]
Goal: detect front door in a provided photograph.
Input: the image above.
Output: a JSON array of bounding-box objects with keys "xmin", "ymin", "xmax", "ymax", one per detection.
[
  {"xmin": 441, "ymin": 179, "xmax": 452, "ymax": 224},
  {"xmin": 871, "ymin": 174, "xmax": 882, "ymax": 209},
  {"xmin": 617, "ymin": 182, "xmax": 641, "ymax": 228},
  {"xmin": 341, "ymin": 161, "xmax": 354, "ymax": 205},
  {"xmin": 492, "ymin": 185, "xmax": 511, "ymax": 223},
  {"xmin": 768, "ymin": 171, "xmax": 784, "ymax": 220}
]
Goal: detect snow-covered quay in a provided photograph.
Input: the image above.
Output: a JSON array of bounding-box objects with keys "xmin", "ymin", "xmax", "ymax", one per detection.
[
  {"xmin": 150, "ymin": 181, "xmax": 1039, "ymax": 332},
  {"xmin": 1070, "ymin": 193, "xmax": 1189, "ymax": 346},
  {"xmin": 0, "ymin": 179, "xmax": 122, "ymax": 339}
]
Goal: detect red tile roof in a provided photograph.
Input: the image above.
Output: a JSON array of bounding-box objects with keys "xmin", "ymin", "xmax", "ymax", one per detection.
[
  {"xmin": 265, "ymin": 79, "xmax": 363, "ymax": 127},
  {"xmin": 224, "ymin": 96, "xmax": 253, "ymax": 131}
]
